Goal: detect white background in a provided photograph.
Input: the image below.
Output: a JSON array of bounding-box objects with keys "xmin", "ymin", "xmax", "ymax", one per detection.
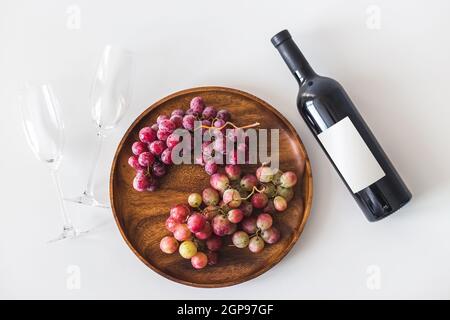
[{"xmin": 1, "ymin": 0, "xmax": 449, "ymax": 299}]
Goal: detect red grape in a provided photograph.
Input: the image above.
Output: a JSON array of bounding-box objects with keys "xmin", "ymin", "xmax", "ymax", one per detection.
[
  {"xmin": 256, "ymin": 213, "xmax": 273, "ymax": 231},
  {"xmin": 170, "ymin": 115, "xmax": 183, "ymax": 128},
  {"xmin": 139, "ymin": 127, "xmax": 157, "ymax": 144},
  {"xmin": 190, "ymin": 96, "xmax": 204, "ymax": 114},
  {"xmin": 195, "ymin": 221, "xmax": 212, "ymax": 240},
  {"xmin": 170, "ymin": 204, "xmax": 190, "ymax": 223},
  {"xmin": 248, "ymin": 236, "xmax": 265, "ymax": 253},
  {"xmin": 131, "ymin": 141, "xmax": 148, "ymax": 155},
  {"xmin": 251, "ymin": 192, "xmax": 268, "ymax": 209},
  {"xmin": 173, "ymin": 224, "xmax": 191, "ymax": 241},
  {"xmin": 202, "ymin": 106, "xmax": 217, "ymax": 119},
  {"xmin": 156, "ymin": 115, "xmax": 169, "ymax": 124},
  {"xmin": 138, "ymin": 152, "xmax": 155, "ymax": 167},
  {"xmin": 202, "ymin": 187, "xmax": 219, "ymax": 206},
  {"xmin": 160, "ymin": 236, "xmax": 179, "ymax": 254},
  {"xmin": 171, "ymin": 109, "xmax": 185, "ymax": 117},
  {"xmin": 165, "ymin": 217, "xmax": 179, "ymax": 233},
  {"xmin": 206, "ymin": 235, "xmax": 223, "ymax": 251},
  {"xmin": 204, "ymin": 161, "xmax": 218, "ymax": 175},
  {"xmin": 241, "ymin": 216, "xmax": 257, "ymax": 234},
  {"xmin": 182, "ymin": 115, "xmax": 196, "ymax": 131},
  {"xmin": 152, "ymin": 161, "xmax": 166, "ymax": 177},
  {"xmin": 210, "ymin": 173, "xmax": 229, "ymax": 193},
  {"xmin": 216, "ymin": 109, "xmax": 230, "ymax": 122},
  {"xmin": 157, "ymin": 129, "xmax": 170, "ymax": 141},
  {"xmin": 227, "ymin": 209, "xmax": 244, "ymax": 223},
  {"xmin": 132, "ymin": 173, "xmax": 149, "ymax": 192},
  {"xmin": 128, "ymin": 155, "xmax": 143, "ymax": 170},
  {"xmin": 261, "ymin": 227, "xmax": 280, "ymax": 244},
  {"xmin": 187, "ymin": 213, "xmax": 206, "ymax": 233},
  {"xmin": 166, "ymin": 133, "xmax": 181, "ymax": 149},
  {"xmin": 160, "ymin": 148, "xmax": 172, "ymax": 165},
  {"xmin": 240, "ymin": 174, "xmax": 258, "ymax": 192},
  {"xmin": 239, "ymin": 201, "xmax": 253, "ymax": 217},
  {"xmin": 212, "ymin": 215, "xmax": 233, "ymax": 237},
  {"xmin": 191, "ymin": 252, "xmax": 208, "ymax": 269},
  {"xmin": 222, "ymin": 189, "xmax": 241, "ymax": 208},
  {"xmin": 158, "ymin": 119, "xmax": 176, "ymax": 133},
  {"xmin": 225, "ymin": 164, "xmax": 241, "ymax": 181},
  {"xmin": 149, "ymin": 140, "xmax": 166, "ymax": 156},
  {"xmin": 280, "ymin": 171, "xmax": 298, "ymax": 188}
]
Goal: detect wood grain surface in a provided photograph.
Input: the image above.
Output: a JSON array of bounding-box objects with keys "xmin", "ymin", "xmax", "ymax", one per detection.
[{"xmin": 110, "ymin": 86, "xmax": 313, "ymax": 287}]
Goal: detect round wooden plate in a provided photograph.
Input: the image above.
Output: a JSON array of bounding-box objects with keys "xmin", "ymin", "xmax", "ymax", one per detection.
[{"xmin": 110, "ymin": 86, "xmax": 313, "ymax": 288}]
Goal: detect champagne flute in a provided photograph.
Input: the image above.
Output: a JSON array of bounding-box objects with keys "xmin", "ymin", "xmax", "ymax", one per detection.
[
  {"xmin": 66, "ymin": 45, "xmax": 134, "ymax": 207},
  {"xmin": 20, "ymin": 83, "xmax": 84, "ymax": 242}
]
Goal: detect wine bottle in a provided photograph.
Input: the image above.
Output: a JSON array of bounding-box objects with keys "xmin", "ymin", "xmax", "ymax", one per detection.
[{"xmin": 271, "ymin": 29, "xmax": 411, "ymax": 222}]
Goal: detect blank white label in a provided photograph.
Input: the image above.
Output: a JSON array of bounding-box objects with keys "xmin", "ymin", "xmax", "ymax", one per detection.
[{"xmin": 318, "ymin": 117, "xmax": 385, "ymax": 193}]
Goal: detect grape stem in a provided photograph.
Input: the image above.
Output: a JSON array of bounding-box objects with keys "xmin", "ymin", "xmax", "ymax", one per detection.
[{"xmin": 241, "ymin": 186, "xmax": 265, "ymax": 200}]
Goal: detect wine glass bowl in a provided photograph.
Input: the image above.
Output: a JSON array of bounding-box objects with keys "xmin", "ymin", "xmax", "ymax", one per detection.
[{"xmin": 21, "ymin": 84, "xmax": 64, "ymax": 168}]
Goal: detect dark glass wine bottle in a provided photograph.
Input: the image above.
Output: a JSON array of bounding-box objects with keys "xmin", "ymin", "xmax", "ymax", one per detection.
[{"xmin": 271, "ymin": 29, "xmax": 411, "ymax": 222}]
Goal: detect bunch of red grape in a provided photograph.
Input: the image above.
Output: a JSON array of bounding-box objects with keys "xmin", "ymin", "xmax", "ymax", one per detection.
[
  {"xmin": 160, "ymin": 164, "xmax": 299, "ymax": 269},
  {"xmin": 128, "ymin": 96, "xmax": 232, "ymax": 191}
]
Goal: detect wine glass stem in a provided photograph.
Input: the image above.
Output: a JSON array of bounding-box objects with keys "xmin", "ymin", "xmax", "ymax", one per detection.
[
  {"xmin": 51, "ymin": 169, "xmax": 73, "ymax": 230},
  {"xmin": 85, "ymin": 131, "xmax": 105, "ymax": 198}
]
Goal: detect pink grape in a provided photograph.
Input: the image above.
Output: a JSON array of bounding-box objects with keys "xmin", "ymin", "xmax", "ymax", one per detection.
[
  {"xmin": 239, "ymin": 201, "xmax": 253, "ymax": 217},
  {"xmin": 241, "ymin": 216, "xmax": 257, "ymax": 234},
  {"xmin": 225, "ymin": 164, "xmax": 241, "ymax": 181},
  {"xmin": 212, "ymin": 215, "xmax": 233, "ymax": 237},
  {"xmin": 202, "ymin": 187, "xmax": 219, "ymax": 206},
  {"xmin": 149, "ymin": 140, "xmax": 166, "ymax": 156},
  {"xmin": 179, "ymin": 240, "xmax": 197, "ymax": 259},
  {"xmin": 232, "ymin": 231, "xmax": 249, "ymax": 248},
  {"xmin": 222, "ymin": 189, "xmax": 241, "ymax": 208},
  {"xmin": 206, "ymin": 235, "xmax": 222, "ymax": 251},
  {"xmin": 160, "ymin": 148, "xmax": 172, "ymax": 165},
  {"xmin": 248, "ymin": 236, "xmax": 265, "ymax": 253},
  {"xmin": 204, "ymin": 161, "xmax": 218, "ymax": 175},
  {"xmin": 165, "ymin": 217, "xmax": 179, "ymax": 233},
  {"xmin": 152, "ymin": 162, "xmax": 166, "ymax": 177},
  {"xmin": 195, "ymin": 221, "xmax": 212, "ymax": 240},
  {"xmin": 261, "ymin": 227, "xmax": 281, "ymax": 244},
  {"xmin": 202, "ymin": 106, "xmax": 217, "ymax": 119},
  {"xmin": 280, "ymin": 171, "xmax": 298, "ymax": 188},
  {"xmin": 139, "ymin": 127, "xmax": 157, "ymax": 144},
  {"xmin": 171, "ymin": 109, "xmax": 185, "ymax": 117},
  {"xmin": 160, "ymin": 236, "xmax": 179, "ymax": 254},
  {"xmin": 138, "ymin": 152, "xmax": 155, "ymax": 167},
  {"xmin": 182, "ymin": 114, "xmax": 196, "ymax": 131},
  {"xmin": 213, "ymin": 118, "xmax": 225, "ymax": 129},
  {"xmin": 156, "ymin": 115, "xmax": 169, "ymax": 124},
  {"xmin": 128, "ymin": 155, "xmax": 143, "ymax": 170},
  {"xmin": 210, "ymin": 173, "xmax": 229, "ymax": 193},
  {"xmin": 227, "ymin": 209, "xmax": 244, "ymax": 223},
  {"xmin": 190, "ymin": 96, "xmax": 205, "ymax": 114},
  {"xmin": 170, "ymin": 115, "xmax": 183, "ymax": 128},
  {"xmin": 256, "ymin": 213, "xmax": 273, "ymax": 231},
  {"xmin": 191, "ymin": 252, "xmax": 208, "ymax": 269},
  {"xmin": 273, "ymin": 196, "xmax": 288, "ymax": 212},
  {"xmin": 170, "ymin": 204, "xmax": 190, "ymax": 223},
  {"xmin": 158, "ymin": 119, "xmax": 176, "ymax": 133},
  {"xmin": 251, "ymin": 192, "xmax": 268, "ymax": 209},
  {"xmin": 166, "ymin": 133, "xmax": 181, "ymax": 149},
  {"xmin": 133, "ymin": 173, "xmax": 149, "ymax": 192},
  {"xmin": 173, "ymin": 224, "xmax": 191, "ymax": 241},
  {"xmin": 157, "ymin": 129, "xmax": 170, "ymax": 141},
  {"xmin": 132, "ymin": 141, "xmax": 148, "ymax": 155},
  {"xmin": 216, "ymin": 109, "xmax": 230, "ymax": 122},
  {"xmin": 226, "ymin": 222, "xmax": 237, "ymax": 235},
  {"xmin": 240, "ymin": 174, "xmax": 258, "ymax": 192},
  {"xmin": 206, "ymin": 251, "xmax": 219, "ymax": 266},
  {"xmin": 187, "ymin": 213, "xmax": 206, "ymax": 233}
]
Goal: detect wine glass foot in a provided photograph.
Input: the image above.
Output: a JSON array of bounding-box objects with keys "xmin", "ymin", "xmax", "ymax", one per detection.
[
  {"xmin": 47, "ymin": 226, "xmax": 89, "ymax": 243},
  {"xmin": 65, "ymin": 192, "xmax": 110, "ymax": 208}
]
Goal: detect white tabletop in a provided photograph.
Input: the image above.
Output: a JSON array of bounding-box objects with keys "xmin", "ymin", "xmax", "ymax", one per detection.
[{"xmin": 1, "ymin": 0, "xmax": 449, "ymax": 299}]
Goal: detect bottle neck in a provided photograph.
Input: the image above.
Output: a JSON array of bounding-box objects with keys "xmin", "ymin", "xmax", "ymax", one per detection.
[{"xmin": 275, "ymin": 38, "xmax": 316, "ymax": 85}]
